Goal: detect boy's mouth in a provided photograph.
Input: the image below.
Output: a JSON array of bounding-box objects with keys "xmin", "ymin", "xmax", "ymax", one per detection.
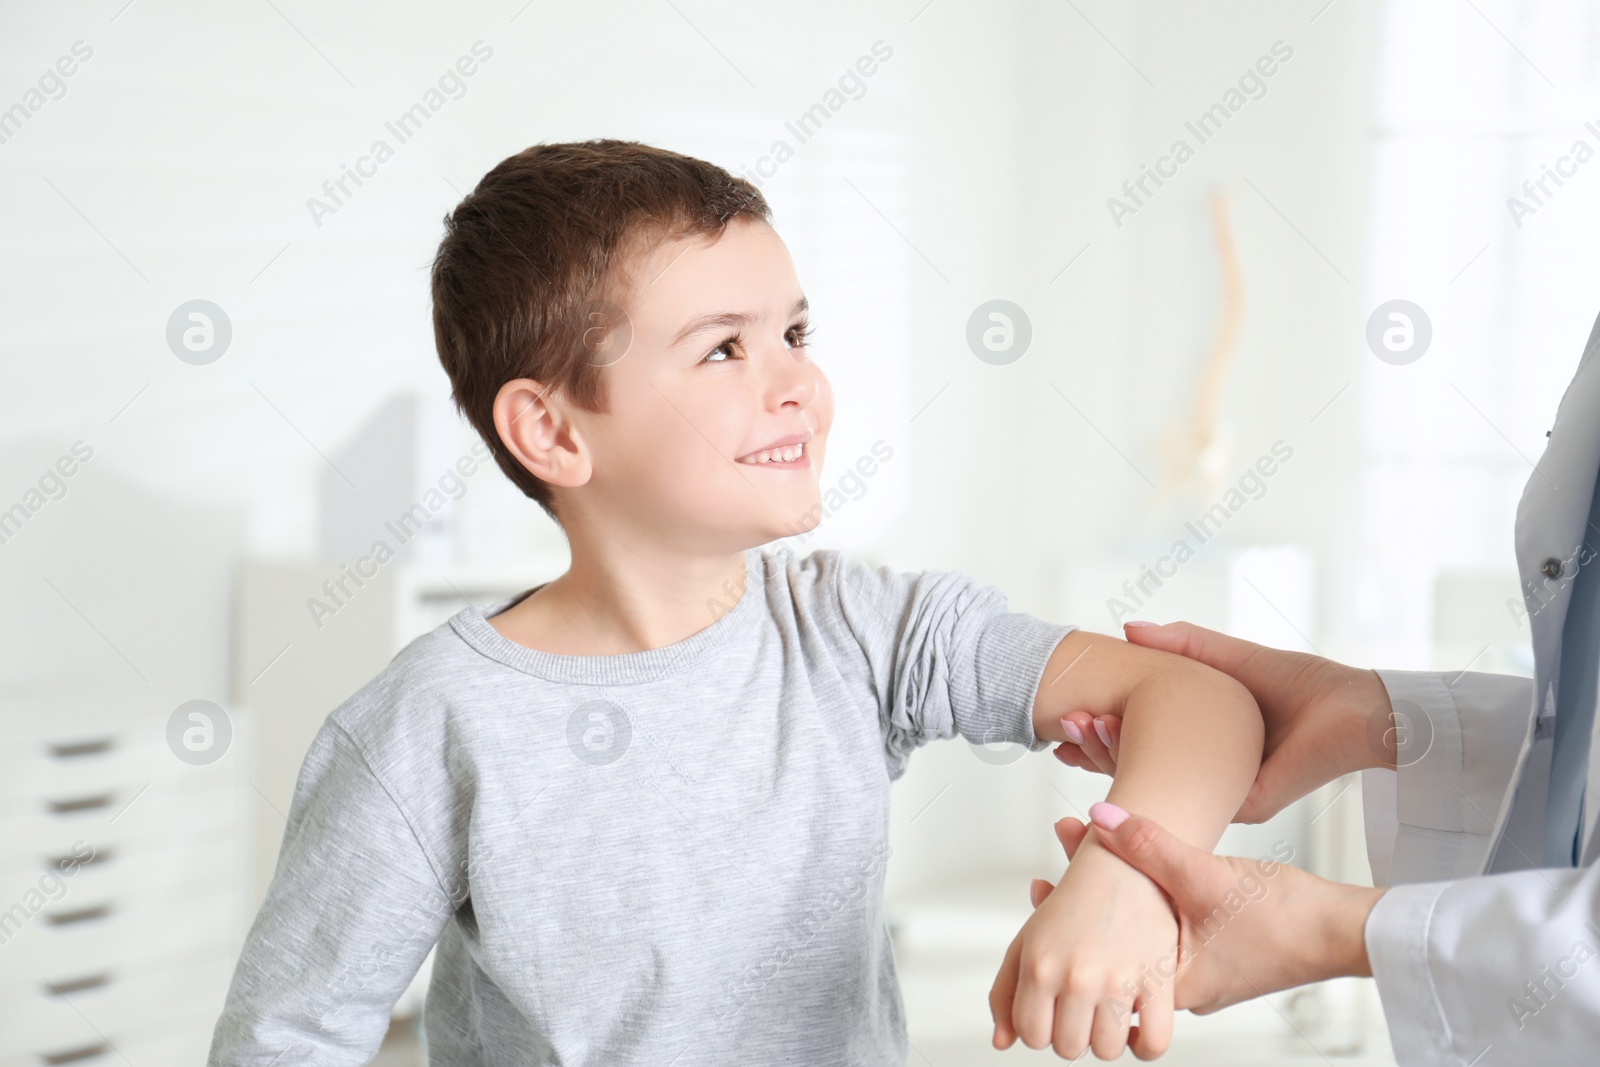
[{"xmin": 736, "ymin": 433, "xmax": 811, "ymax": 467}]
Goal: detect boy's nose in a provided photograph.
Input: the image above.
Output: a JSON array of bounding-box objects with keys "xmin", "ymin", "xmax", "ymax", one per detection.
[{"xmin": 766, "ymin": 349, "xmax": 822, "ymax": 411}]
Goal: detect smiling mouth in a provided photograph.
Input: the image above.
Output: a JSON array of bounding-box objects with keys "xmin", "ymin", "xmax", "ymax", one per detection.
[{"xmin": 736, "ymin": 441, "xmax": 808, "ymax": 466}]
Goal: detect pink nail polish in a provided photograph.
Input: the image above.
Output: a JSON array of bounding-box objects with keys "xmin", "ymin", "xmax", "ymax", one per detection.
[
  {"xmin": 1061, "ymin": 719, "xmax": 1085, "ymax": 744},
  {"xmin": 1089, "ymin": 801, "xmax": 1129, "ymax": 830},
  {"xmin": 1094, "ymin": 719, "xmax": 1112, "ymax": 748}
]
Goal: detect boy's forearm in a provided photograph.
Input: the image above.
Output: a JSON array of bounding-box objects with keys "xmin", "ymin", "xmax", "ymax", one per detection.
[
  {"xmin": 1032, "ymin": 631, "xmax": 1263, "ymax": 850},
  {"xmin": 1099, "ymin": 665, "xmax": 1262, "ymax": 849}
]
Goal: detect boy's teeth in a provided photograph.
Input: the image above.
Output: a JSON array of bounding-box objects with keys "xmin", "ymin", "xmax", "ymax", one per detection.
[{"xmin": 740, "ymin": 443, "xmax": 804, "ymax": 464}]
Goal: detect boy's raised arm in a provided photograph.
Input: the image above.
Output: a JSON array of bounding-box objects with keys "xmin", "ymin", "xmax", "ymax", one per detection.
[
  {"xmin": 987, "ymin": 630, "xmax": 1266, "ymax": 1058},
  {"xmin": 1029, "ymin": 628, "xmax": 1263, "ymax": 847}
]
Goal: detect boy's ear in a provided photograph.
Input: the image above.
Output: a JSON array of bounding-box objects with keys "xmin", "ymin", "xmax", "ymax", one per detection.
[{"xmin": 492, "ymin": 378, "xmax": 592, "ymax": 490}]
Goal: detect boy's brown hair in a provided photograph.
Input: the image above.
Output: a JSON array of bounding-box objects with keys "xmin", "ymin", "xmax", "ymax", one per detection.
[{"xmin": 430, "ymin": 139, "xmax": 771, "ymax": 520}]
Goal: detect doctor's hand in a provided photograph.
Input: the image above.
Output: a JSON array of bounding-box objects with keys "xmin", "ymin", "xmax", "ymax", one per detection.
[
  {"xmin": 1053, "ymin": 621, "xmax": 1396, "ymax": 822},
  {"xmin": 1030, "ymin": 804, "xmax": 1385, "ymax": 1014}
]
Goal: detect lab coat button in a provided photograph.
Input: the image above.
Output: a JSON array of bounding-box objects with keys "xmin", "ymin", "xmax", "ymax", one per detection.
[{"xmin": 1543, "ymin": 558, "xmax": 1564, "ymax": 578}]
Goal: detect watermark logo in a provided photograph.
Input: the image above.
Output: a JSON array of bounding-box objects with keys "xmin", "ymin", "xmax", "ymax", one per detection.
[
  {"xmin": 1106, "ymin": 40, "xmax": 1294, "ymax": 228},
  {"xmin": 966, "ymin": 300, "xmax": 1032, "ymax": 365},
  {"xmin": 167, "ymin": 300, "xmax": 232, "ymax": 365},
  {"xmin": 715, "ymin": 841, "xmax": 893, "ymax": 1029},
  {"xmin": 1366, "ymin": 697, "xmax": 1433, "ymax": 769},
  {"xmin": 1106, "ymin": 440, "xmax": 1295, "ymax": 625},
  {"xmin": 166, "ymin": 699, "xmax": 232, "ymax": 765},
  {"xmin": 567, "ymin": 700, "xmax": 631, "ymax": 765},
  {"xmin": 1506, "ymin": 124, "xmax": 1600, "ymax": 229},
  {"xmin": 577, "ymin": 296, "xmax": 633, "ymax": 367},
  {"xmin": 968, "ymin": 725, "xmax": 1028, "ymax": 766},
  {"xmin": 306, "ymin": 440, "xmax": 493, "ymax": 628},
  {"xmin": 0, "ymin": 440, "xmax": 93, "ymax": 549},
  {"xmin": 0, "ymin": 841, "xmax": 96, "ymax": 947},
  {"xmin": 307, "ymin": 41, "xmax": 494, "ymax": 229},
  {"xmin": 734, "ymin": 40, "xmax": 894, "ymax": 189},
  {"xmin": 0, "ymin": 40, "xmax": 94, "ymax": 148},
  {"xmin": 1365, "ymin": 299, "xmax": 1430, "ymax": 365},
  {"xmin": 1508, "ymin": 920, "xmax": 1600, "ymax": 1030},
  {"xmin": 1509, "ymin": 542, "xmax": 1595, "ymax": 631},
  {"xmin": 709, "ymin": 439, "xmax": 896, "ymax": 622},
  {"xmin": 1107, "ymin": 839, "xmax": 1296, "ymax": 1024}
]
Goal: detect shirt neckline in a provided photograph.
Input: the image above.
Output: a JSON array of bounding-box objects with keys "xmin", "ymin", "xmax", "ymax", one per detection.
[{"xmin": 449, "ymin": 547, "xmax": 764, "ymax": 686}]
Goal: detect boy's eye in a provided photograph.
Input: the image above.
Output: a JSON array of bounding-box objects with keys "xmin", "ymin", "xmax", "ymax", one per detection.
[{"xmin": 700, "ymin": 321, "xmax": 814, "ymax": 364}]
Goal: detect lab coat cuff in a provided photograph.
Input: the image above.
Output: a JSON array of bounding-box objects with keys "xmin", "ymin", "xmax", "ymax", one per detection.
[
  {"xmin": 1372, "ymin": 669, "xmax": 1469, "ymax": 832},
  {"xmin": 1365, "ymin": 879, "xmax": 1453, "ymax": 1066},
  {"xmin": 1360, "ymin": 767, "xmax": 1398, "ymax": 887}
]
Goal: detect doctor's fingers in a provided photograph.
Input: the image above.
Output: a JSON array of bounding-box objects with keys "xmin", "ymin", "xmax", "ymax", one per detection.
[
  {"xmin": 1122, "ymin": 620, "xmax": 1271, "ymax": 681},
  {"xmin": 1053, "ymin": 815, "xmax": 1090, "ymax": 861},
  {"xmin": 1094, "ymin": 715, "xmax": 1121, "ymax": 761},
  {"xmin": 1051, "ymin": 741, "xmax": 1103, "ymax": 775},
  {"xmin": 1058, "ymin": 711, "xmax": 1118, "ymax": 775}
]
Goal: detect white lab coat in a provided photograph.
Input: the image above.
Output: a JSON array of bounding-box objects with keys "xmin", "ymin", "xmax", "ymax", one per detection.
[{"xmin": 1361, "ymin": 311, "xmax": 1600, "ymax": 1064}]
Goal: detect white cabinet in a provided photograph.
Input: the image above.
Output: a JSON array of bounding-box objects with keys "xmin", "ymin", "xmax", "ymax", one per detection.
[{"xmin": 0, "ymin": 691, "xmax": 243, "ymax": 1065}]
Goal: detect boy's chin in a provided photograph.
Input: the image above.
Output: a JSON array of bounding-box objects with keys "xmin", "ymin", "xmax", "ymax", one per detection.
[{"xmin": 732, "ymin": 506, "xmax": 823, "ymax": 549}]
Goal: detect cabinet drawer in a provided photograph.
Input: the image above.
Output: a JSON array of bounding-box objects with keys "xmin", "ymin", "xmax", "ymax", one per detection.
[
  {"xmin": 0, "ymin": 954, "xmax": 230, "ymax": 1055},
  {"xmin": 4, "ymin": 1017, "xmax": 220, "ymax": 1067},
  {"xmin": 0, "ymin": 888, "xmax": 233, "ymax": 983},
  {"xmin": 0, "ymin": 778, "xmax": 234, "ymax": 856},
  {"xmin": 0, "ymin": 828, "xmax": 235, "ymax": 911},
  {"xmin": 0, "ymin": 732, "xmax": 211, "ymax": 807}
]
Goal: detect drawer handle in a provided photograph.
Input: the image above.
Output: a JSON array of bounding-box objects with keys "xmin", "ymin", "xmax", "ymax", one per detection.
[
  {"xmin": 46, "ymin": 794, "xmax": 114, "ymax": 816},
  {"xmin": 45, "ymin": 972, "xmax": 112, "ymax": 995},
  {"xmin": 47, "ymin": 737, "xmax": 116, "ymax": 759},
  {"xmin": 43, "ymin": 903, "xmax": 112, "ymax": 927},
  {"xmin": 41, "ymin": 1041, "xmax": 110, "ymax": 1064},
  {"xmin": 46, "ymin": 846, "xmax": 111, "ymax": 870}
]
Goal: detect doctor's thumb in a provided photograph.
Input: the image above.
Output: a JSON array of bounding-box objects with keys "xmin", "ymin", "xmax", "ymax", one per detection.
[{"xmin": 1088, "ymin": 802, "xmax": 1202, "ymax": 900}]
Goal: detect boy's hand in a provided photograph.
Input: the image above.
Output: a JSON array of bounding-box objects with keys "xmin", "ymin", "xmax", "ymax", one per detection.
[{"xmin": 988, "ymin": 831, "xmax": 1179, "ymax": 1060}]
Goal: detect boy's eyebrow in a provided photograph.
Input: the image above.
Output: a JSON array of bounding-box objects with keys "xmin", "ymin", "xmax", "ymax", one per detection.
[{"xmin": 669, "ymin": 296, "xmax": 809, "ymax": 348}]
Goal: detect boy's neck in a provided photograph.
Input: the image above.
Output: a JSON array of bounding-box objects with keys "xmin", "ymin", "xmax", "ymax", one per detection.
[{"xmin": 488, "ymin": 540, "xmax": 751, "ymax": 656}]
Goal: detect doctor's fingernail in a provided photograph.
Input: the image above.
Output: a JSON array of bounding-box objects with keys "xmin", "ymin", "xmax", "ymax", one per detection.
[
  {"xmin": 1124, "ymin": 620, "xmax": 1158, "ymax": 628},
  {"xmin": 1089, "ymin": 802, "xmax": 1129, "ymax": 830},
  {"xmin": 1061, "ymin": 718, "xmax": 1085, "ymax": 744},
  {"xmin": 1094, "ymin": 720, "xmax": 1112, "ymax": 747}
]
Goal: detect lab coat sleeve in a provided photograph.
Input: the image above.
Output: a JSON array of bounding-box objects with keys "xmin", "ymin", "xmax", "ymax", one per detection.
[
  {"xmin": 1360, "ymin": 670, "xmax": 1534, "ymax": 886},
  {"xmin": 1366, "ymin": 861, "xmax": 1600, "ymax": 1065}
]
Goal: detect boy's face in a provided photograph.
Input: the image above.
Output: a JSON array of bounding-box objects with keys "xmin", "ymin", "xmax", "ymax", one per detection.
[{"xmin": 574, "ymin": 217, "xmax": 833, "ymax": 552}]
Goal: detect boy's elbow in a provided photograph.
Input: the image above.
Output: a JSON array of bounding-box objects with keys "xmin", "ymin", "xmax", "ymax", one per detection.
[{"xmin": 1184, "ymin": 658, "xmax": 1265, "ymax": 750}]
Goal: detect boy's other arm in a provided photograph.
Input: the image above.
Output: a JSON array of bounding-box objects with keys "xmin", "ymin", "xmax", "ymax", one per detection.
[
  {"xmin": 207, "ymin": 720, "xmax": 456, "ymax": 1066},
  {"xmin": 1030, "ymin": 629, "xmax": 1264, "ymax": 850}
]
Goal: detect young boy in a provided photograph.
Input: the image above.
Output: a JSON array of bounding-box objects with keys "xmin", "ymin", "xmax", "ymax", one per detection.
[{"xmin": 208, "ymin": 140, "xmax": 1264, "ymax": 1065}]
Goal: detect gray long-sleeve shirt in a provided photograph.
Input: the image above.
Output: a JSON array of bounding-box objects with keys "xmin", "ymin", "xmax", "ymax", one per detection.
[{"xmin": 208, "ymin": 547, "xmax": 1074, "ymax": 1065}]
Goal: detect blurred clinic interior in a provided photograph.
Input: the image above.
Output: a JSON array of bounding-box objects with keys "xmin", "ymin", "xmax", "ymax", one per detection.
[{"xmin": 1, "ymin": 0, "xmax": 1592, "ymax": 1063}]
